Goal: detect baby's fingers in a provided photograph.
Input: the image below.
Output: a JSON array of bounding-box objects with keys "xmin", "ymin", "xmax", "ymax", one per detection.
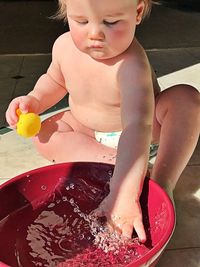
[
  {"xmin": 18, "ymin": 101, "xmax": 29, "ymax": 114},
  {"xmin": 121, "ymin": 223, "xmax": 134, "ymax": 239},
  {"xmin": 133, "ymin": 217, "xmax": 146, "ymax": 243},
  {"xmin": 6, "ymin": 96, "xmax": 32, "ymax": 126},
  {"xmin": 90, "ymin": 206, "xmax": 105, "ymax": 220},
  {"xmin": 6, "ymin": 104, "xmax": 19, "ymax": 126},
  {"xmin": 89, "ymin": 209, "xmax": 108, "ymax": 231}
]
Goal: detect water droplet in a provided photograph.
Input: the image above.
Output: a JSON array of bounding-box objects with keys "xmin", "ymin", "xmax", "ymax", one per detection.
[
  {"xmin": 48, "ymin": 203, "xmax": 55, "ymax": 208},
  {"xmin": 69, "ymin": 198, "xmax": 74, "ymax": 204},
  {"xmin": 70, "ymin": 183, "xmax": 75, "ymax": 189},
  {"xmin": 41, "ymin": 185, "xmax": 47, "ymax": 191},
  {"xmin": 80, "ymin": 234, "xmax": 84, "ymax": 240},
  {"xmin": 134, "ymin": 251, "xmax": 139, "ymax": 256},
  {"xmin": 74, "ymin": 208, "xmax": 79, "ymax": 213},
  {"xmin": 62, "ymin": 196, "xmax": 68, "ymax": 202},
  {"xmin": 108, "ymin": 170, "xmax": 113, "ymax": 177}
]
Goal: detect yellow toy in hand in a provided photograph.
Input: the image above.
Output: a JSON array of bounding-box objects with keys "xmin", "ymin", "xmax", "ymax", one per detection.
[{"xmin": 16, "ymin": 109, "xmax": 41, "ymax": 138}]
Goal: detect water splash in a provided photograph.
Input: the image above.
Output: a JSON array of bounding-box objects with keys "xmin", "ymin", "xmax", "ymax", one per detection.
[
  {"xmin": 23, "ymin": 184, "xmax": 150, "ymax": 267},
  {"xmin": 1, "ymin": 177, "xmax": 152, "ymax": 267}
]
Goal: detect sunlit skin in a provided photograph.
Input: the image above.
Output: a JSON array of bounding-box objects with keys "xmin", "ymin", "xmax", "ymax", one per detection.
[
  {"xmin": 6, "ymin": 0, "xmax": 200, "ymax": 243},
  {"xmin": 67, "ymin": 0, "xmax": 138, "ymax": 60}
]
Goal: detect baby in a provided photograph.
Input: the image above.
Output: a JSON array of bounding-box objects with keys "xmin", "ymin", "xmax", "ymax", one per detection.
[{"xmin": 6, "ymin": 0, "xmax": 200, "ymax": 242}]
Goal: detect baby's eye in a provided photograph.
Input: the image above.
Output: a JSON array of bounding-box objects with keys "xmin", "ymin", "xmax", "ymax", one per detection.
[
  {"xmin": 76, "ymin": 20, "xmax": 88, "ymax": 25},
  {"xmin": 103, "ymin": 20, "xmax": 120, "ymax": 26}
]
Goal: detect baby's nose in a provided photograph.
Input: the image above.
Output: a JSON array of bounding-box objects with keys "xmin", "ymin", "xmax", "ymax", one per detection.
[{"xmin": 88, "ymin": 24, "xmax": 105, "ymax": 40}]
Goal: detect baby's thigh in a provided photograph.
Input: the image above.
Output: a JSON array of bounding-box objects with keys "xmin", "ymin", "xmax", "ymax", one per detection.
[
  {"xmin": 152, "ymin": 95, "xmax": 161, "ymax": 144},
  {"xmin": 41, "ymin": 110, "xmax": 94, "ymax": 137}
]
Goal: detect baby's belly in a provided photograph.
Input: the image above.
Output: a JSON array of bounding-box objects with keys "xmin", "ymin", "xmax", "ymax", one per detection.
[{"xmin": 70, "ymin": 103, "xmax": 122, "ymax": 132}]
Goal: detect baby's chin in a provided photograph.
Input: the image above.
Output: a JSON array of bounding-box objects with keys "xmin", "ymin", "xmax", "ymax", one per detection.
[
  {"xmin": 84, "ymin": 47, "xmax": 122, "ymax": 61},
  {"xmin": 88, "ymin": 50, "xmax": 114, "ymax": 60}
]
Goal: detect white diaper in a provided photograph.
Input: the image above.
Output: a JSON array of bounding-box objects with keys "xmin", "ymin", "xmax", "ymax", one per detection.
[
  {"xmin": 95, "ymin": 131, "xmax": 122, "ymax": 149},
  {"xmin": 95, "ymin": 131, "xmax": 159, "ymax": 159}
]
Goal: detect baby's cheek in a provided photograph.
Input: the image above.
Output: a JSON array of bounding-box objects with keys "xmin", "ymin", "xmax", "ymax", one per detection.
[
  {"xmin": 111, "ymin": 24, "xmax": 133, "ymax": 41},
  {"xmin": 110, "ymin": 30, "xmax": 126, "ymax": 40},
  {"xmin": 70, "ymin": 26, "xmax": 86, "ymax": 50},
  {"xmin": 112, "ymin": 21, "xmax": 135, "ymax": 41},
  {"xmin": 111, "ymin": 28, "xmax": 125, "ymax": 37},
  {"xmin": 109, "ymin": 29, "xmax": 133, "ymax": 47}
]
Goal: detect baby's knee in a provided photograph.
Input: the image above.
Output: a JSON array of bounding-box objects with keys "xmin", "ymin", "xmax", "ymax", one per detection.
[
  {"xmin": 179, "ymin": 85, "xmax": 200, "ymax": 113},
  {"xmin": 163, "ymin": 84, "xmax": 199, "ymax": 108},
  {"xmin": 171, "ymin": 84, "xmax": 199, "ymax": 100},
  {"xmin": 171, "ymin": 84, "xmax": 200, "ymax": 120},
  {"xmin": 36, "ymin": 117, "xmax": 58, "ymax": 143},
  {"xmin": 32, "ymin": 119, "xmax": 57, "ymax": 162},
  {"xmin": 156, "ymin": 84, "xmax": 200, "ymax": 123},
  {"xmin": 32, "ymin": 115, "xmax": 74, "ymax": 161}
]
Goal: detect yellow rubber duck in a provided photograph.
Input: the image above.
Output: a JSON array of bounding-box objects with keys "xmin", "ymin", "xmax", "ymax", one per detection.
[{"xmin": 16, "ymin": 109, "xmax": 41, "ymax": 138}]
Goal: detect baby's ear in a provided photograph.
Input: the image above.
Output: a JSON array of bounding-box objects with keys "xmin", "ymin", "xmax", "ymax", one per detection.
[{"xmin": 136, "ymin": 1, "xmax": 145, "ymax": 25}]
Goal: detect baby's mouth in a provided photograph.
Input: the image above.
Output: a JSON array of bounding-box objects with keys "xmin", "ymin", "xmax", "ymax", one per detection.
[
  {"xmin": 90, "ymin": 42, "xmax": 104, "ymax": 49},
  {"xmin": 90, "ymin": 46, "xmax": 103, "ymax": 49}
]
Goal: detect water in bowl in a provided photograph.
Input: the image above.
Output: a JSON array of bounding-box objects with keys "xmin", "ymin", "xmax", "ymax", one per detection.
[{"xmin": 0, "ymin": 175, "xmax": 152, "ymax": 267}]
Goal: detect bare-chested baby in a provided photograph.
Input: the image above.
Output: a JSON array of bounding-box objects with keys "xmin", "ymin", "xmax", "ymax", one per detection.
[{"xmin": 6, "ymin": 0, "xmax": 200, "ymax": 242}]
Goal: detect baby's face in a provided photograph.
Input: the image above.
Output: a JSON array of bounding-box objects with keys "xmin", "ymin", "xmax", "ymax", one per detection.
[{"xmin": 66, "ymin": 0, "xmax": 143, "ymax": 60}]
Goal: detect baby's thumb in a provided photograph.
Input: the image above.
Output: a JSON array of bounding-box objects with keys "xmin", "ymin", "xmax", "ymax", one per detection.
[
  {"xmin": 90, "ymin": 207, "xmax": 105, "ymax": 219},
  {"xmin": 19, "ymin": 102, "xmax": 29, "ymax": 114}
]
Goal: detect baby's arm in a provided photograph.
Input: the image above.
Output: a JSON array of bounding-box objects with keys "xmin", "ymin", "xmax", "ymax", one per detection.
[
  {"xmin": 6, "ymin": 36, "xmax": 67, "ymax": 126},
  {"xmin": 116, "ymin": 59, "xmax": 154, "ymax": 196},
  {"xmin": 28, "ymin": 37, "xmax": 67, "ymax": 114},
  {"xmin": 99, "ymin": 56, "xmax": 154, "ymax": 241}
]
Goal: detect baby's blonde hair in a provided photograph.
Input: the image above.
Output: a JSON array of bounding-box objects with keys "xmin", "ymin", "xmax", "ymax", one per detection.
[
  {"xmin": 55, "ymin": 0, "xmax": 154, "ymax": 23},
  {"xmin": 142, "ymin": 0, "xmax": 153, "ymax": 19},
  {"xmin": 55, "ymin": 0, "xmax": 67, "ymax": 23}
]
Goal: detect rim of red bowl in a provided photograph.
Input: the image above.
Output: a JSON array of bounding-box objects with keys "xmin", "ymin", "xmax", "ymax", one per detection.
[
  {"xmin": 0, "ymin": 162, "xmax": 176, "ymax": 267},
  {"xmin": 128, "ymin": 178, "xmax": 176, "ymax": 266}
]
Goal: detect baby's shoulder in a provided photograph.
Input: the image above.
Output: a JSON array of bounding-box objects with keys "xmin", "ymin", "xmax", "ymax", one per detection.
[
  {"xmin": 117, "ymin": 39, "xmax": 152, "ymax": 84},
  {"xmin": 51, "ymin": 32, "xmax": 74, "ymax": 63},
  {"xmin": 127, "ymin": 39, "xmax": 148, "ymax": 64},
  {"xmin": 123, "ymin": 39, "xmax": 151, "ymax": 73},
  {"xmin": 53, "ymin": 32, "xmax": 72, "ymax": 50}
]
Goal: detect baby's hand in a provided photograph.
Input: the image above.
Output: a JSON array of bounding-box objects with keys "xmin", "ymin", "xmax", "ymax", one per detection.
[
  {"xmin": 6, "ymin": 95, "xmax": 39, "ymax": 127},
  {"xmin": 94, "ymin": 190, "xmax": 146, "ymax": 243}
]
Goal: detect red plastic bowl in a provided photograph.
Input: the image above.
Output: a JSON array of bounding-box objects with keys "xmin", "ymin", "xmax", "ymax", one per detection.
[{"xmin": 0, "ymin": 162, "xmax": 175, "ymax": 267}]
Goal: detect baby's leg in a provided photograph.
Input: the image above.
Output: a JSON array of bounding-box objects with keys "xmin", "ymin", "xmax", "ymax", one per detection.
[
  {"xmin": 151, "ymin": 84, "xmax": 200, "ymax": 197},
  {"xmin": 33, "ymin": 110, "xmax": 117, "ymax": 163}
]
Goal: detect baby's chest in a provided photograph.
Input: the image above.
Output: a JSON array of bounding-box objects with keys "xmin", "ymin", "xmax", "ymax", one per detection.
[{"xmin": 63, "ymin": 64, "xmax": 121, "ymax": 105}]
